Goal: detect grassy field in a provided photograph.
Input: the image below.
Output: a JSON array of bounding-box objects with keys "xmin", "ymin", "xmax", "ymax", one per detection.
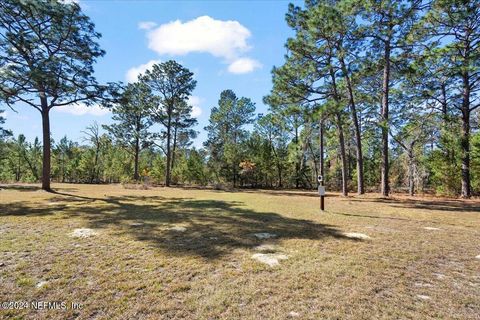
[{"xmin": 0, "ymin": 183, "xmax": 479, "ymax": 319}]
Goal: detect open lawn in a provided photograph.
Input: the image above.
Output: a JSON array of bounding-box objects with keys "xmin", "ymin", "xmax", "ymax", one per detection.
[{"xmin": 0, "ymin": 184, "xmax": 479, "ymax": 319}]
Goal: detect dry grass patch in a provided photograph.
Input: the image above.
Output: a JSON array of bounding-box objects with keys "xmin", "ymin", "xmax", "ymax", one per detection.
[{"xmin": 0, "ymin": 183, "xmax": 479, "ymax": 319}]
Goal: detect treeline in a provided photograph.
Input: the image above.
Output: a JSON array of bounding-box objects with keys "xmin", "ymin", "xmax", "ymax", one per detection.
[
  {"xmin": 0, "ymin": 127, "xmax": 207, "ymax": 185},
  {"xmin": 1, "ymin": 79, "xmax": 480, "ymax": 196},
  {"xmin": 0, "ymin": 0, "xmax": 479, "ymax": 197}
]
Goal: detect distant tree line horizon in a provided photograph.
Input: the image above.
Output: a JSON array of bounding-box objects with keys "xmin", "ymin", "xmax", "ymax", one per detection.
[{"xmin": 0, "ymin": 0, "xmax": 479, "ymax": 197}]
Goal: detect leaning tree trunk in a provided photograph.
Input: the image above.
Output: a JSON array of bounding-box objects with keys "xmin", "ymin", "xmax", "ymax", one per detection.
[
  {"xmin": 339, "ymin": 58, "xmax": 364, "ymax": 195},
  {"xmin": 40, "ymin": 98, "xmax": 51, "ymax": 192},
  {"xmin": 380, "ymin": 41, "xmax": 391, "ymax": 197}
]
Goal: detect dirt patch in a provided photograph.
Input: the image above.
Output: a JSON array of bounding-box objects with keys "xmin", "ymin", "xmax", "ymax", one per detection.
[
  {"xmin": 254, "ymin": 244, "xmax": 279, "ymax": 253},
  {"xmin": 253, "ymin": 232, "xmax": 276, "ymax": 239},
  {"xmin": 342, "ymin": 232, "xmax": 371, "ymax": 240},
  {"xmin": 70, "ymin": 228, "xmax": 98, "ymax": 238},
  {"xmin": 169, "ymin": 226, "xmax": 187, "ymax": 232},
  {"xmin": 251, "ymin": 253, "xmax": 288, "ymax": 267}
]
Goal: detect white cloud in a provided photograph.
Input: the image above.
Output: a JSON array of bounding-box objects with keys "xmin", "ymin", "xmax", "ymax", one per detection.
[
  {"xmin": 227, "ymin": 58, "xmax": 262, "ymax": 74},
  {"xmin": 55, "ymin": 103, "xmax": 109, "ymax": 116},
  {"xmin": 138, "ymin": 21, "xmax": 157, "ymax": 30},
  {"xmin": 191, "ymin": 106, "xmax": 202, "ymax": 118},
  {"xmin": 146, "ymin": 16, "xmax": 251, "ymax": 60},
  {"xmin": 188, "ymin": 96, "xmax": 203, "ymax": 118},
  {"xmin": 125, "ymin": 59, "xmax": 160, "ymax": 83}
]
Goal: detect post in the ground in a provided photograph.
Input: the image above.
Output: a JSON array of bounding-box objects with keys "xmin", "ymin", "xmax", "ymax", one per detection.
[{"xmin": 317, "ymin": 175, "xmax": 325, "ymax": 211}]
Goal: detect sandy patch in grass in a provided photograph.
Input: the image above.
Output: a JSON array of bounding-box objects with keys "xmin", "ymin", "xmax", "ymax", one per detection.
[
  {"xmin": 253, "ymin": 232, "xmax": 276, "ymax": 239},
  {"xmin": 169, "ymin": 226, "xmax": 187, "ymax": 232},
  {"xmin": 251, "ymin": 253, "xmax": 288, "ymax": 267},
  {"xmin": 423, "ymin": 227, "xmax": 441, "ymax": 231},
  {"xmin": 342, "ymin": 232, "xmax": 371, "ymax": 240},
  {"xmin": 416, "ymin": 294, "xmax": 431, "ymax": 300},
  {"xmin": 254, "ymin": 244, "xmax": 279, "ymax": 253},
  {"xmin": 476, "ymin": 255, "xmax": 480, "ymax": 260},
  {"xmin": 70, "ymin": 228, "xmax": 98, "ymax": 238},
  {"xmin": 36, "ymin": 281, "xmax": 48, "ymax": 288}
]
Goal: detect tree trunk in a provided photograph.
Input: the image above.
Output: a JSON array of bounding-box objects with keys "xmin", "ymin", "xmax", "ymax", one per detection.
[
  {"xmin": 294, "ymin": 122, "xmax": 300, "ymax": 189},
  {"xmin": 41, "ymin": 101, "xmax": 51, "ymax": 191},
  {"xmin": 278, "ymin": 166, "xmax": 282, "ymax": 188},
  {"xmin": 339, "ymin": 58, "xmax": 364, "ymax": 194},
  {"xmin": 328, "ymin": 64, "xmax": 348, "ymax": 196},
  {"xmin": 16, "ymin": 153, "xmax": 21, "ymax": 181},
  {"xmin": 460, "ymin": 73, "xmax": 471, "ymax": 198},
  {"xmin": 171, "ymin": 126, "xmax": 178, "ymax": 173},
  {"xmin": 336, "ymin": 112, "xmax": 348, "ymax": 196},
  {"xmin": 165, "ymin": 107, "xmax": 172, "ymax": 186},
  {"xmin": 320, "ymin": 116, "xmax": 324, "ymax": 180},
  {"xmin": 134, "ymin": 136, "xmax": 140, "ymax": 181},
  {"xmin": 380, "ymin": 41, "xmax": 391, "ymax": 197},
  {"xmin": 407, "ymin": 150, "xmax": 415, "ymax": 196}
]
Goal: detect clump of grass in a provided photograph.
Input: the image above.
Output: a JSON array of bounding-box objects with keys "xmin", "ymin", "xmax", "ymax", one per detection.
[{"xmin": 15, "ymin": 276, "xmax": 35, "ymax": 287}]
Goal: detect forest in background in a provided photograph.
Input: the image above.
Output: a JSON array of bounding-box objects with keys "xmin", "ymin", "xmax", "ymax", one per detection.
[{"xmin": 0, "ymin": 0, "xmax": 479, "ymax": 197}]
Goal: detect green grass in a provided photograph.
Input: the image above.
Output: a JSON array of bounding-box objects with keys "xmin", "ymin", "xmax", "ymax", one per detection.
[{"xmin": 0, "ymin": 183, "xmax": 479, "ymax": 319}]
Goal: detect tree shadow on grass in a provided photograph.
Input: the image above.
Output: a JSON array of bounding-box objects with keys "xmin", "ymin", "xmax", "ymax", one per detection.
[{"xmin": 0, "ymin": 192, "xmax": 355, "ymax": 259}]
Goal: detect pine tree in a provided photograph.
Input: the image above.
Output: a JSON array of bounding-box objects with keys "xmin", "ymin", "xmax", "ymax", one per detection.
[
  {"xmin": 141, "ymin": 60, "xmax": 196, "ymax": 186},
  {"xmin": 103, "ymin": 82, "xmax": 156, "ymax": 181},
  {"xmin": 0, "ymin": 0, "xmax": 107, "ymax": 191}
]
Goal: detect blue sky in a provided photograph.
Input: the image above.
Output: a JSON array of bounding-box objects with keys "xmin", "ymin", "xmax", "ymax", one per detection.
[{"xmin": 3, "ymin": 0, "xmax": 299, "ymax": 148}]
